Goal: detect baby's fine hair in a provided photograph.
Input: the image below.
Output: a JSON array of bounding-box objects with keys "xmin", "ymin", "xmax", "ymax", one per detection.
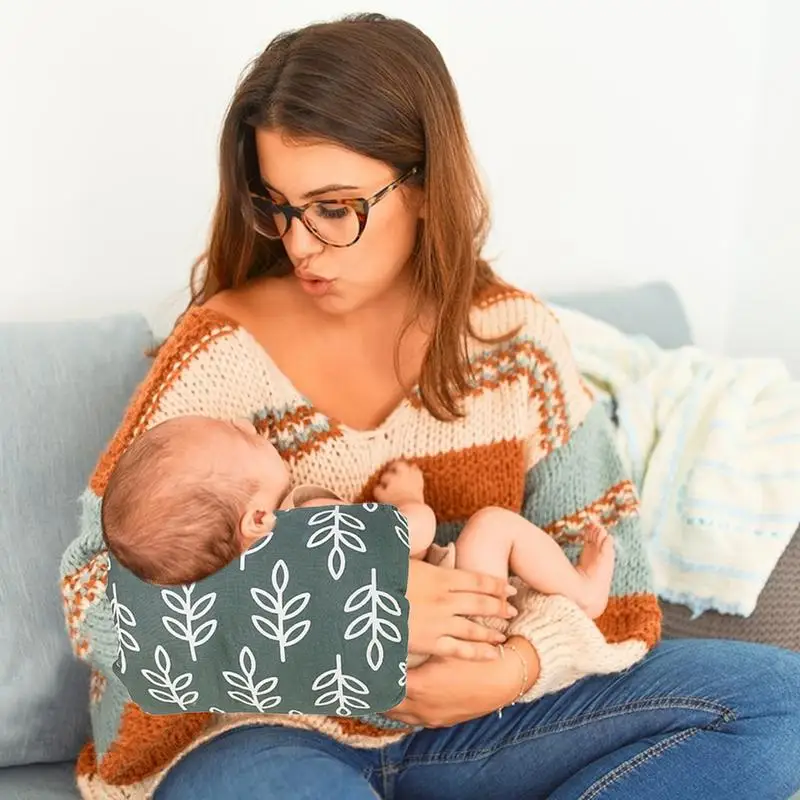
[{"xmin": 101, "ymin": 418, "xmax": 253, "ymax": 585}]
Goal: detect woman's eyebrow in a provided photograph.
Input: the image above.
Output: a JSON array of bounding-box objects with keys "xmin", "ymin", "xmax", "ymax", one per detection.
[{"xmin": 261, "ymin": 178, "xmax": 361, "ymax": 199}]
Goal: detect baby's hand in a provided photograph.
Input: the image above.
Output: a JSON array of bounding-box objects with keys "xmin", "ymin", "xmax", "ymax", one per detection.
[{"xmin": 374, "ymin": 461, "xmax": 426, "ymax": 506}]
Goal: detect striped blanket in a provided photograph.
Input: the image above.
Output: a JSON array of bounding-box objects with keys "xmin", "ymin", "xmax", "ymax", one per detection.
[{"xmin": 552, "ymin": 305, "xmax": 800, "ymax": 617}]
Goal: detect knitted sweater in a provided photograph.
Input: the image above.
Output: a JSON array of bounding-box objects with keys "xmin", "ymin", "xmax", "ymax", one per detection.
[{"xmin": 60, "ymin": 286, "xmax": 661, "ymax": 798}]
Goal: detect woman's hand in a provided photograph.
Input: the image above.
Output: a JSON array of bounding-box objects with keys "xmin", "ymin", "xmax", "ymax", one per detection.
[
  {"xmin": 386, "ymin": 636, "xmax": 540, "ymax": 728},
  {"xmin": 406, "ymin": 559, "xmax": 518, "ymax": 661}
]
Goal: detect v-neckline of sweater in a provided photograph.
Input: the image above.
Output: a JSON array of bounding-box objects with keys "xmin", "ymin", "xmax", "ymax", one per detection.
[{"xmin": 195, "ymin": 304, "xmax": 418, "ymax": 440}]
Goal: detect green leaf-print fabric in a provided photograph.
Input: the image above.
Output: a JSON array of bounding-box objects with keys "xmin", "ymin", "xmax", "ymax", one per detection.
[{"xmin": 108, "ymin": 503, "xmax": 410, "ymax": 716}]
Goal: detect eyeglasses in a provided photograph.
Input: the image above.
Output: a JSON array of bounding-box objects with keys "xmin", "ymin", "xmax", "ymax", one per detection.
[{"xmin": 248, "ymin": 166, "xmax": 419, "ymax": 248}]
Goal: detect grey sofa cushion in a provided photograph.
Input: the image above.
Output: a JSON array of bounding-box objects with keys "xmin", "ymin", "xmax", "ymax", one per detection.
[
  {"xmin": 0, "ymin": 314, "xmax": 153, "ymax": 768},
  {"xmin": 0, "ymin": 762, "xmax": 80, "ymax": 800},
  {"xmin": 547, "ymin": 280, "xmax": 694, "ymax": 349}
]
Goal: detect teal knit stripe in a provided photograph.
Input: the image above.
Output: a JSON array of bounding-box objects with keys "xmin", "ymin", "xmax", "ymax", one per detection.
[
  {"xmin": 60, "ymin": 489, "xmax": 105, "ymax": 585},
  {"xmin": 522, "ymin": 401, "xmax": 654, "ymax": 598},
  {"xmin": 522, "ymin": 403, "xmax": 632, "ymax": 529},
  {"xmin": 61, "ymin": 489, "xmax": 128, "ymax": 759}
]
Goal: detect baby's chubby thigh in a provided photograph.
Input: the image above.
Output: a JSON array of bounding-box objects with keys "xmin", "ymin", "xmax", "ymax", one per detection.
[{"xmin": 454, "ymin": 506, "xmax": 522, "ymax": 580}]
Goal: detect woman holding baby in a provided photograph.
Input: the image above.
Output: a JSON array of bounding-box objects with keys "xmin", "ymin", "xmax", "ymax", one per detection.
[{"xmin": 61, "ymin": 12, "xmax": 800, "ymax": 800}]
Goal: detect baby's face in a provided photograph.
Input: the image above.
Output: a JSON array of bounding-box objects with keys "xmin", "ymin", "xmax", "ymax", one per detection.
[
  {"xmin": 165, "ymin": 416, "xmax": 290, "ymax": 511},
  {"xmin": 216, "ymin": 418, "xmax": 291, "ymax": 508}
]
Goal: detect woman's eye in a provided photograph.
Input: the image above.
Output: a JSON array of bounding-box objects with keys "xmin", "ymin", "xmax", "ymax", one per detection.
[{"xmin": 314, "ymin": 203, "xmax": 349, "ymax": 219}]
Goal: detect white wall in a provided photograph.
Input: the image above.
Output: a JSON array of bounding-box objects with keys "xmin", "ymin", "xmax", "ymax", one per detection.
[
  {"xmin": 726, "ymin": 1, "xmax": 800, "ymax": 374},
  {"xmin": 1, "ymin": 1, "xmax": 797, "ymax": 374}
]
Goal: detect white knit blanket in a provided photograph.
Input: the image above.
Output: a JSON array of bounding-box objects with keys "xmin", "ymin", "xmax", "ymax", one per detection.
[{"xmin": 552, "ymin": 305, "xmax": 800, "ymax": 618}]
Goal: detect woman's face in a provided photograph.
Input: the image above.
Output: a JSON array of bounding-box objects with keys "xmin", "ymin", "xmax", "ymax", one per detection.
[{"xmin": 254, "ymin": 128, "xmax": 423, "ymax": 315}]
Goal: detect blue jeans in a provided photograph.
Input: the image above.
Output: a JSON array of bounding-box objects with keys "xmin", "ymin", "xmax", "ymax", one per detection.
[{"xmin": 155, "ymin": 640, "xmax": 800, "ymax": 799}]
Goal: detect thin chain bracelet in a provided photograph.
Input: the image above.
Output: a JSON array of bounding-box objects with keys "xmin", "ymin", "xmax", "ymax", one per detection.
[{"xmin": 495, "ymin": 643, "xmax": 528, "ymax": 719}]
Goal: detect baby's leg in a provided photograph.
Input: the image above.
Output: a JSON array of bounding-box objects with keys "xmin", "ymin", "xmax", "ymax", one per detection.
[
  {"xmin": 456, "ymin": 508, "xmax": 614, "ymax": 619},
  {"xmin": 373, "ymin": 462, "xmax": 436, "ymax": 557}
]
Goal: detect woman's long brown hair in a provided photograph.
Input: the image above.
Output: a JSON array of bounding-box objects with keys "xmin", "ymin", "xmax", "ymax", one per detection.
[{"xmin": 190, "ymin": 13, "xmax": 513, "ymax": 420}]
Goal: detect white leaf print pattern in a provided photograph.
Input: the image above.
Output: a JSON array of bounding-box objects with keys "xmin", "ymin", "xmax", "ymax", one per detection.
[
  {"xmin": 398, "ymin": 662, "xmax": 407, "ymax": 687},
  {"xmin": 393, "ymin": 509, "xmax": 410, "ymax": 550},
  {"xmin": 251, "ymin": 559, "xmax": 311, "ymax": 662},
  {"xmin": 222, "ymin": 646, "xmax": 282, "ymax": 712},
  {"xmin": 140, "ymin": 645, "xmax": 198, "ymax": 711},
  {"xmin": 312, "ymin": 654, "xmax": 370, "ymax": 716},
  {"xmin": 343, "ymin": 568, "xmax": 402, "ymax": 670},
  {"xmin": 239, "ymin": 531, "xmax": 273, "ymax": 571},
  {"xmin": 362, "ymin": 503, "xmax": 379, "ymax": 513},
  {"xmin": 109, "ymin": 582, "xmax": 140, "ymax": 675},
  {"xmin": 306, "ymin": 507, "xmax": 367, "ymax": 580},
  {"xmin": 160, "ymin": 584, "xmax": 218, "ymax": 662}
]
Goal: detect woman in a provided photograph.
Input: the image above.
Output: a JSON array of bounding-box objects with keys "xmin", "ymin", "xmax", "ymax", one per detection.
[{"xmin": 61, "ymin": 13, "xmax": 800, "ymax": 800}]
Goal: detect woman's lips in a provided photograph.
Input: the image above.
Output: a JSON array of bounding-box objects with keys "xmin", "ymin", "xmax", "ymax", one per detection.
[{"xmin": 296, "ymin": 272, "xmax": 334, "ymax": 296}]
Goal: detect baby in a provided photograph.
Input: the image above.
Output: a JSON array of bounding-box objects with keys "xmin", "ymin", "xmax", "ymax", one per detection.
[{"xmin": 102, "ymin": 416, "xmax": 615, "ymax": 663}]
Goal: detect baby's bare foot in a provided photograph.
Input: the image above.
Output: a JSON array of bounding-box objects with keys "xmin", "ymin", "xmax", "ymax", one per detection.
[
  {"xmin": 374, "ymin": 461, "xmax": 425, "ymax": 506},
  {"xmin": 576, "ymin": 524, "xmax": 615, "ymax": 618}
]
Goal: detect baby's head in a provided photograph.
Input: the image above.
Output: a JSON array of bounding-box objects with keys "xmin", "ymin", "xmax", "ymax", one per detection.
[{"xmin": 101, "ymin": 416, "xmax": 290, "ymax": 585}]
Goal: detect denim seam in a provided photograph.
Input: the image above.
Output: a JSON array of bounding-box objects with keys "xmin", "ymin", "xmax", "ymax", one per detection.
[
  {"xmin": 376, "ymin": 746, "xmax": 400, "ymax": 800},
  {"xmin": 576, "ymin": 709, "xmax": 735, "ymax": 800},
  {"xmin": 392, "ymin": 696, "xmax": 735, "ymax": 768}
]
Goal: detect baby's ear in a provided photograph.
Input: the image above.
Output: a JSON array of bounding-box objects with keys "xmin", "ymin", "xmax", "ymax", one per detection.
[{"xmin": 239, "ymin": 508, "xmax": 276, "ymax": 547}]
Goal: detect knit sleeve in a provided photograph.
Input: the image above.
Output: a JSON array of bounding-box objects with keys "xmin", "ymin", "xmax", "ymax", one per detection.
[
  {"xmin": 505, "ymin": 299, "xmax": 662, "ymax": 667},
  {"xmin": 58, "ymin": 307, "xmax": 271, "ymax": 769}
]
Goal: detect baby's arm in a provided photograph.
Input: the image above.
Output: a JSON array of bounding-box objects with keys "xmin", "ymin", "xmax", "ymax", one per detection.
[
  {"xmin": 297, "ymin": 497, "xmax": 341, "ymax": 508},
  {"xmin": 456, "ymin": 508, "xmax": 614, "ymax": 619},
  {"xmin": 373, "ymin": 462, "xmax": 436, "ymax": 557}
]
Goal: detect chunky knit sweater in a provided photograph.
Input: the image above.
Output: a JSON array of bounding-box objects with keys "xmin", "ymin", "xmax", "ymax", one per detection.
[{"xmin": 60, "ymin": 285, "xmax": 661, "ymax": 798}]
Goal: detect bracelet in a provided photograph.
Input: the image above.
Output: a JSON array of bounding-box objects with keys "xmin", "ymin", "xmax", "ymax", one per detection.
[
  {"xmin": 506, "ymin": 644, "xmax": 528, "ymax": 703},
  {"xmin": 496, "ymin": 643, "xmax": 528, "ymax": 718}
]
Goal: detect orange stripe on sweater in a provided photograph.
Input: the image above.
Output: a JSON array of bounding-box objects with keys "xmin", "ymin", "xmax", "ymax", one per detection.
[
  {"xmin": 90, "ymin": 704, "xmax": 214, "ymax": 785},
  {"xmin": 596, "ymin": 593, "xmax": 662, "ymax": 649},
  {"xmin": 356, "ymin": 439, "xmax": 526, "ymax": 523}
]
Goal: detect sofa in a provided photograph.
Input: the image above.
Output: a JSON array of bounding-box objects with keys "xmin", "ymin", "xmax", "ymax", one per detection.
[{"xmin": 1, "ymin": 282, "xmax": 797, "ymax": 799}]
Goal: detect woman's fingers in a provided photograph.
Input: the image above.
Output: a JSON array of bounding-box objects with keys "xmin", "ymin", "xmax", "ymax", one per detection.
[
  {"xmin": 441, "ymin": 568, "xmax": 518, "ymax": 619},
  {"xmin": 432, "ymin": 635, "xmax": 503, "ymax": 662},
  {"xmin": 405, "ymin": 560, "xmax": 517, "ymax": 659},
  {"xmin": 446, "ymin": 567, "xmax": 516, "ymax": 600},
  {"xmin": 409, "ymin": 619, "xmax": 505, "ymax": 660},
  {"xmin": 445, "ymin": 614, "xmax": 507, "ymax": 646},
  {"xmin": 446, "ymin": 589, "xmax": 518, "ymax": 621}
]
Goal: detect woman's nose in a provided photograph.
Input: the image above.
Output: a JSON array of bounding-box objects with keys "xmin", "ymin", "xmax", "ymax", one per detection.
[{"xmin": 282, "ymin": 216, "xmax": 325, "ymax": 261}]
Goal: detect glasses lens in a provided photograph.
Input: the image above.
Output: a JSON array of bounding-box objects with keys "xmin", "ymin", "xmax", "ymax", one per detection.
[
  {"xmin": 251, "ymin": 196, "xmax": 286, "ymax": 239},
  {"xmin": 304, "ymin": 202, "xmax": 361, "ymax": 246}
]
